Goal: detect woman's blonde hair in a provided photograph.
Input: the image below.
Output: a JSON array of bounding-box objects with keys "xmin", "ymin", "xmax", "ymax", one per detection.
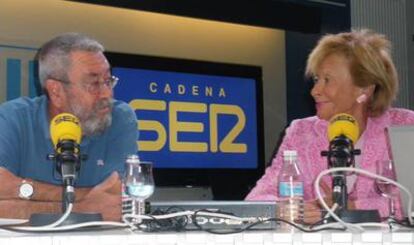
[{"xmin": 305, "ymin": 29, "xmax": 398, "ymax": 117}]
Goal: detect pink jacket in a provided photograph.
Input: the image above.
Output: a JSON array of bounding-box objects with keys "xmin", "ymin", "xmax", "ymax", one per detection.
[{"xmin": 246, "ymin": 108, "xmax": 414, "ymax": 218}]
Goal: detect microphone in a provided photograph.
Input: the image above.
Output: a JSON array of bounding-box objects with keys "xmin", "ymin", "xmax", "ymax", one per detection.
[
  {"xmin": 320, "ymin": 114, "xmax": 381, "ymax": 223},
  {"xmin": 30, "ymin": 114, "xmax": 102, "ymax": 226},
  {"xmin": 322, "ymin": 113, "xmax": 361, "ymax": 211},
  {"xmin": 50, "ymin": 113, "xmax": 81, "ymax": 151},
  {"xmin": 325, "ymin": 113, "xmax": 361, "ymax": 168},
  {"xmin": 48, "ymin": 113, "xmax": 83, "ymax": 203},
  {"xmin": 327, "ymin": 113, "xmax": 359, "ymax": 143}
]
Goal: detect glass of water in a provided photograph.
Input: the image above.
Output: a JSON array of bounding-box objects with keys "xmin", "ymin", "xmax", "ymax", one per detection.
[
  {"xmin": 125, "ymin": 161, "xmax": 155, "ymax": 218},
  {"xmin": 375, "ymin": 160, "xmax": 398, "ymax": 221}
]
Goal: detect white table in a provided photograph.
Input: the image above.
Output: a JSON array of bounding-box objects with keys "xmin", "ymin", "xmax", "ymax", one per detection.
[{"xmin": 0, "ymin": 228, "xmax": 413, "ymax": 245}]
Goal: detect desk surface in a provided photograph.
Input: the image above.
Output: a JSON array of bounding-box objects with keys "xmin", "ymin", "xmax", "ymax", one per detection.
[{"xmin": 0, "ymin": 228, "xmax": 413, "ymax": 245}]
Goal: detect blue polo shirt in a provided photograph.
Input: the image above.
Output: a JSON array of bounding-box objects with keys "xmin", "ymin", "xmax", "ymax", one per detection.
[{"xmin": 0, "ymin": 96, "xmax": 138, "ymax": 187}]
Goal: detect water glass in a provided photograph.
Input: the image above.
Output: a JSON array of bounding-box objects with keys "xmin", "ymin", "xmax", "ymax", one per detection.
[
  {"xmin": 125, "ymin": 161, "xmax": 155, "ymax": 218},
  {"xmin": 375, "ymin": 160, "xmax": 398, "ymax": 220}
]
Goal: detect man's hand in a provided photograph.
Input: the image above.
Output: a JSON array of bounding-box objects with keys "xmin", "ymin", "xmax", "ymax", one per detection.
[
  {"xmin": 75, "ymin": 172, "xmax": 122, "ymax": 221},
  {"xmin": 0, "ymin": 167, "xmax": 20, "ymax": 199},
  {"xmin": 0, "ymin": 168, "xmax": 122, "ymax": 220}
]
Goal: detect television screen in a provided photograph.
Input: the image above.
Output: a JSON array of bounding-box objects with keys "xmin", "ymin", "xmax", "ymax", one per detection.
[{"xmin": 107, "ymin": 52, "xmax": 264, "ymax": 199}]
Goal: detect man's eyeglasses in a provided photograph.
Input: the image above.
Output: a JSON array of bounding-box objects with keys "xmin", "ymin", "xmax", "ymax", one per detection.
[
  {"xmin": 54, "ymin": 75, "xmax": 119, "ymax": 95},
  {"xmin": 82, "ymin": 76, "xmax": 119, "ymax": 94}
]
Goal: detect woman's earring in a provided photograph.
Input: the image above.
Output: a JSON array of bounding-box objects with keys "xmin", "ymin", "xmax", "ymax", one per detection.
[{"xmin": 356, "ymin": 94, "xmax": 367, "ymax": 104}]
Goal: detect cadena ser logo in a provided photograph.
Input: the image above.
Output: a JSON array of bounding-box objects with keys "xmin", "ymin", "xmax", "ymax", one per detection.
[{"xmin": 113, "ymin": 67, "xmax": 259, "ymax": 169}]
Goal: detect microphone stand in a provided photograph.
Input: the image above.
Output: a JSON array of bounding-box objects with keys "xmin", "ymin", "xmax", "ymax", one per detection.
[
  {"xmin": 321, "ymin": 135, "xmax": 380, "ymax": 223},
  {"xmin": 29, "ymin": 140, "xmax": 102, "ymax": 226}
]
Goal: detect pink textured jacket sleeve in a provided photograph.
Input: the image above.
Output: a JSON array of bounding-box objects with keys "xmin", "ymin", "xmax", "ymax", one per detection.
[
  {"xmin": 245, "ymin": 108, "xmax": 414, "ymax": 219},
  {"xmin": 245, "ymin": 116, "xmax": 331, "ymax": 201}
]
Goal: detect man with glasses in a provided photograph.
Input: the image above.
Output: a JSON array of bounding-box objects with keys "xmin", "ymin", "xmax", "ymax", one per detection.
[{"xmin": 0, "ymin": 33, "xmax": 137, "ymax": 221}]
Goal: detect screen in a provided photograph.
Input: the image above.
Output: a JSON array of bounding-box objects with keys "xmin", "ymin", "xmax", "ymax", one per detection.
[
  {"xmin": 107, "ymin": 52, "xmax": 263, "ymax": 195},
  {"xmin": 113, "ymin": 67, "xmax": 258, "ymax": 169}
]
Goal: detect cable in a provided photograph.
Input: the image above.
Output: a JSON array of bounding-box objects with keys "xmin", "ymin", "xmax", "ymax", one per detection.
[
  {"xmin": 4, "ymin": 221, "xmax": 128, "ymax": 233},
  {"xmin": 2, "ymin": 205, "xmax": 385, "ymax": 234},
  {"xmin": 190, "ymin": 213, "xmax": 346, "ymax": 234},
  {"xmin": 44, "ymin": 203, "xmax": 73, "ymax": 228},
  {"xmin": 305, "ymin": 203, "xmax": 339, "ymax": 229},
  {"xmin": 5, "ymin": 167, "xmax": 412, "ymax": 234},
  {"xmin": 135, "ymin": 208, "xmax": 346, "ymax": 234},
  {"xmin": 3, "ymin": 204, "xmax": 130, "ymax": 233},
  {"xmin": 314, "ymin": 167, "xmax": 414, "ymax": 231},
  {"xmin": 7, "ymin": 203, "xmax": 74, "ymax": 231},
  {"xmin": 392, "ymin": 218, "xmax": 414, "ymax": 229},
  {"xmin": 146, "ymin": 208, "xmax": 188, "ymax": 232},
  {"xmin": 122, "ymin": 210, "xmax": 257, "ymax": 223}
]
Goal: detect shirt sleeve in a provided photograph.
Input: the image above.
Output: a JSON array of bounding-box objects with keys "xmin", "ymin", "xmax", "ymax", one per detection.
[{"xmin": 245, "ymin": 121, "xmax": 297, "ymax": 201}]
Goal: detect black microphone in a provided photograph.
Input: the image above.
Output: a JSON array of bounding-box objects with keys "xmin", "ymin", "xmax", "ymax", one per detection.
[
  {"xmin": 29, "ymin": 113, "xmax": 102, "ymax": 226},
  {"xmin": 319, "ymin": 114, "xmax": 380, "ymax": 224},
  {"xmin": 321, "ymin": 113, "xmax": 361, "ymax": 209},
  {"xmin": 48, "ymin": 113, "xmax": 83, "ymax": 205}
]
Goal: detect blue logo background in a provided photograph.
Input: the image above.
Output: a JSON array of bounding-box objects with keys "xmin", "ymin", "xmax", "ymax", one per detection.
[{"xmin": 113, "ymin": 67, "xmax": 258, "ymax": 169}]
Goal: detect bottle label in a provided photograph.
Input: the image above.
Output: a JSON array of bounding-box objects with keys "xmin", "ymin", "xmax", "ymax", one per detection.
[
  {"xmin": 279, "ymin": 182, "xmax": 304, "ymax": 197},
  {"xmin": 121, "ymin": 182, "xmax": 133, "ymax": 215}
]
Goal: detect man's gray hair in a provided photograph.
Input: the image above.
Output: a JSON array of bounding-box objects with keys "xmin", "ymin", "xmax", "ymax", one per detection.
[{"xmin": 37, "ymin": 32, "xmax": 104, "ymax": 89}]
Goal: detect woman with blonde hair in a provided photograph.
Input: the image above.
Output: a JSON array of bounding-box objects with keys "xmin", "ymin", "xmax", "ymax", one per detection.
[{"xmin": 246, "ymin": 29, "xmax": 414, "ymax": 222}]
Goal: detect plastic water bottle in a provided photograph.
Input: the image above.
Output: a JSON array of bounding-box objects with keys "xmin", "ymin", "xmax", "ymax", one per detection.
[
  {"xmin": 277, "ymin": 150, "xmax": 304, "ymax": 229},
  {"xmin": 122, "ymin": 154, "xmax": 140, "ymax": 215}
]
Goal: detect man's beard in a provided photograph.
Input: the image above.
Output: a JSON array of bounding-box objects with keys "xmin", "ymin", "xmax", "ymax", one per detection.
[{"xmin": 68, "ymin": 98, "xmax": 113, "ymax": 136}]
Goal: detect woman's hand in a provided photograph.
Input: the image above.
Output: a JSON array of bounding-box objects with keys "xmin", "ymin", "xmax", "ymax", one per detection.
[{"xmin": 303, "ymin": 194, "xmax": 355, "ymax": 224}]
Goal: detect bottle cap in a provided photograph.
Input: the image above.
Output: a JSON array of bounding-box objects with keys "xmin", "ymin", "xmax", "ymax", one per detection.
[
  {"xmin": 283, "ymin": 150, "xmax": 297, "ymax": 157},
  {"xmin": 126, "ymin": 154, "xmax": 140, "ymax": 164}
]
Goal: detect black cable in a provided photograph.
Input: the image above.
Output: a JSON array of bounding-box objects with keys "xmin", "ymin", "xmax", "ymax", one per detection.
[
  {"xmin": 165, "ymin": 206, "xmax": 186, "ymax": 213},
  {"xmin": 191, "ymin": 209, "xmax": 246, "ymax": 234},
  {"xmin": 390, "ymin": 218, "xmax": 414, "ymax": 228},
  {"xmin": 138, "ymin": 213, "xmax": 171, "ymax": 232},
  {"xmin": 190, "ymin": 209, "xmax": 346, "ymax": 234},
  {"xmin": 138, "ymin": 208, "xmax": 189, "ymax": 232},
  {"xmin": 246, "ymin": 218, "xmax": 345, "ymax": 233},
  {"xmin": 159, "ymin": 206, "xmax": 189, "ymax": 231},
  {"xmin": 304, "ymin": 218, "xmax": 329, "ymax": 229},
  {"xmin": 306, "ymin": 206, "xmax": 339, "ymax": 229}
]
